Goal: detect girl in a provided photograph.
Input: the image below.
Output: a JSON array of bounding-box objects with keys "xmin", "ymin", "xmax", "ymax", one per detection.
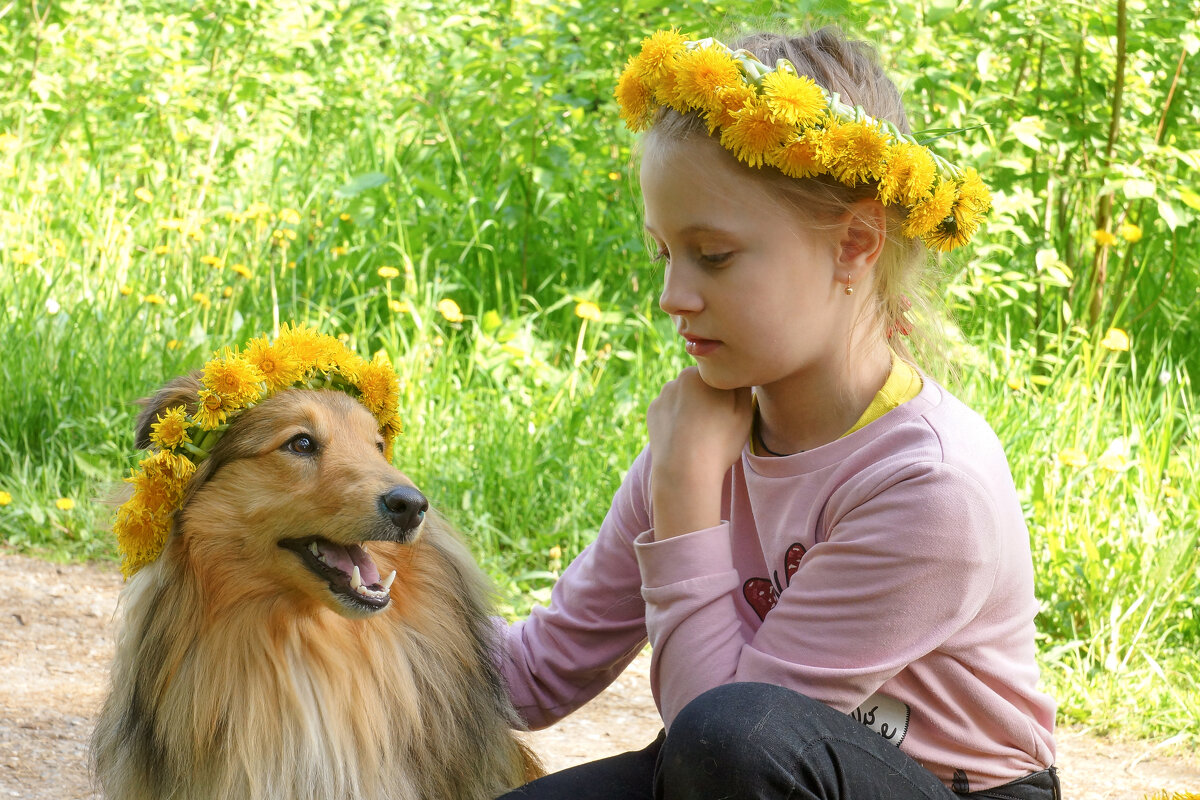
[{"xmin": 497, "ymin": 26, "xmax": 1058, "ymax": 800}]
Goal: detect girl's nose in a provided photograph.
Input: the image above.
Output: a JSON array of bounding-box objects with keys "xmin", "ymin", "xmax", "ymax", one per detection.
[{"xmin": 658, "ymin": 262, "xmax": 703, "ymax": 316}]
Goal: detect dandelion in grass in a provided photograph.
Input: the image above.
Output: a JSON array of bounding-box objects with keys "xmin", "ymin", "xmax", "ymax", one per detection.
[
  {"xmin": 279, "ymin": 208, "xmax": 302, "ymax": 225},
  {"xmin": 1092, "ymin": 229, "xmax": 1117, "ymax": 247},
  {"xmin": 339, "ymin": 213, "xmax": 352, "ymax": 222},
  {"xmin": 200, "ymin": 255, "xmax": 223, "ymax": 268},
  {"xmin": 244, "ymin": 201, "xmax": 271, "ymax": 220},
  {"xmin": 0, "ymin": 491, "xmax": 12, "ymax": 506},
  {"xmin": 134, "ymin": 187, "xmax": 153, "ymax": 203},
  {"xmin": 120, "ymin": 285, "xmax": 134, "ymax": 296},
  {"xmin": 575, "ymin": 301, "xmax": 602, "ymax": 322},
  {"xmin": 153, "ymin": 245, "xmax": 170, "ymax": 255},
  {"xmin": 1057, "ymin": 448, "xmax": 1088, "ymax": 468},
  {"xmin": 1101, "ymin": 327, "xmax": 1130, "ymax": 352},
  {"xmin": 389, "ymin": 299, "xmax": 411, "ymax": 314},
  {"xmin": 330, "ymin": 243, "xmax": 349, "ymax": 257},
  {"xmin": 1119, "ymin": 222, "xmax": 1142, "ymax": 242},
  {"xmin": 438, "ymin": 298, "xmax": 464, "ymax": 323},
  {"xmin": 608, "ymin": 172, "xmax": 621, "ymax": 181},
  {"xmin": 378, "ymin": 266, "xmax": 400, "ymax": 280},
  {"xmin": 149, "ymin": 406, "xmax": 192, "ymax": 451},
  {"xmin": 143, "ymin": 294, "xmax": 166, "ymax": 305},
  {"xmin": 11, "ymin": 246, "xmax": 36, "ymax": 265},
  {"xmin": 222, "ymin": 286, "xmax": 233, "ymax": 298},
  {"xmin": 192, "ymin": 292, "xmax": 211, "ymax": 309},
  {"xmin": 231, "ymin": 263, "xmax": 252, "ymax": 280},
  {"xmin": 1005, "ymin": 376, "xmax": 1022, "ymax": 392},
  {"xmin": 55, "ymin": 497, "xmax": 75, "ymax": 511}
]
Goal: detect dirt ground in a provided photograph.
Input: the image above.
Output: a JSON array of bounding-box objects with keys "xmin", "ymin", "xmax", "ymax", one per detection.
[{"xmin": 1, "ymin": 553, "xmax": 1197, "ymax": 799}]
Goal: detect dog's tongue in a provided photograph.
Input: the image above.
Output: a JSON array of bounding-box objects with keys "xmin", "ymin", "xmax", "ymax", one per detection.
[{"xmin": 317, "ymin": 541, "xmax": 382, "ymax": 586}]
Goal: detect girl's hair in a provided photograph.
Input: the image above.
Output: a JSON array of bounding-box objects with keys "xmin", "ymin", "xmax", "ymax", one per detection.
[{"xmin": 646, "ymin": 26, "xmax": 948, "ymax": 372}]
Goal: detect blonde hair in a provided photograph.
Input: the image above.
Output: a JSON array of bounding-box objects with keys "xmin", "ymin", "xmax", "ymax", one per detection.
[{"xmin": 645, "ymin": 26, "xmax": 948, "ymax": 372}]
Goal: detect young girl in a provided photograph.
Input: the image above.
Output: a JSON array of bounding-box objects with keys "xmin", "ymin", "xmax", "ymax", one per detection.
[{"xmin": 496, "ymin": 26, "xmax": 1058, "ymax": 800}]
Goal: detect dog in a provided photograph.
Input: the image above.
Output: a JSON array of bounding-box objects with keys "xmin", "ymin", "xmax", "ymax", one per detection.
[{"xmin": 92, "ymin": 373, "xmax": 541, "ymax": 799}]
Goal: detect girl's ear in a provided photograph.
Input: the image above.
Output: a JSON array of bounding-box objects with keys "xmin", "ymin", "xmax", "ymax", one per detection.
[{"xmin": 837, "ymin": 199, "xmax": 887, "ymax": 278}]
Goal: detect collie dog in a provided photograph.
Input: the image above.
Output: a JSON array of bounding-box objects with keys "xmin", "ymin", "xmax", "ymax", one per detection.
[{"xmin": 92, "ymin": 375, "xmax": 540, "ymax": 799}]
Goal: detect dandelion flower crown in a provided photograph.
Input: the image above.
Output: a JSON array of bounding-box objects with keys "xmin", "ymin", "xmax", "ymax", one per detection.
[
  {"xmin": 615, "ymin": 30, "xmax": 991, "ymax": 252},
  {"xmin": 112, "ymin": 324, "xmax": 402, "ymax": 579}
]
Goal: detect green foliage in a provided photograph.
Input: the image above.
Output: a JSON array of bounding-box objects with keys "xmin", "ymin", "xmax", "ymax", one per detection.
[{"xmin": 0, "ymin": 0, "xmax": 1196, "ymax": 743}]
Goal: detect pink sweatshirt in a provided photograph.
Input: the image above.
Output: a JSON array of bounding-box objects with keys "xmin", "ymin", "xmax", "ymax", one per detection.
[{"xmin": 500, "ymin": 377, "xmax": 1056, "ymax": 790}]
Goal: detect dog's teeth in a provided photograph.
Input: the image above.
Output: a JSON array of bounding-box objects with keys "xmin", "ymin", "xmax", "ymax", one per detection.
[
  {"xmin": 380, "ymin": 570, "xmax": 396, "ymax": 593},
  {"xmin": 309, "ymin": 542, "xmax": 320, "ymax": 557},
  {"xmin": 351, "ymin": 565, "xmax": 362, "ymax": 591}
]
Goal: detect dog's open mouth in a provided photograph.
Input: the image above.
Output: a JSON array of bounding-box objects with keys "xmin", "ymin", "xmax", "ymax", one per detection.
[{"xmin": 280, "ymin": 537, "xmax": 397, "ymax": 611}]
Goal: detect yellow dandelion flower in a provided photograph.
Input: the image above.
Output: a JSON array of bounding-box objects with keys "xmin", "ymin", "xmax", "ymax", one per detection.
[
  {"xmin": 1119, "ymin": 222, "xmax": 1142, "ymax": 242},
  {"xmin": 1092, "ymin": 229, "xmax": 1118, "ymax": 247},
  {"xmin": 575, "ymin": 301, "xmax": 602, "ymax": 321},
  {"xmin": 11, "ymin": 246, "xmax": 37, "ymax": 265},
  {"xmin": 389, "ymin": 299, "xmax": 411, "ymax": 314},
  {"xmin": 378, "ymin": 266, "xmax": 400, "ymax": 279},
  {"xmin": 192, "ymin": 291, "xmax": 211, "ymax": 309},
  {"xmin": 1057, "ymin": 448, "xmax": 1088, "ymax": 468},
  {"xmin": 114, "ymin": 504, "xmax": 168, "ymax": 578},
  {"xmin": 276, "ymin": 323, "xmax": 341, "ymax": 375},
  {"xmin": 339, "ymin": 213, "xmax": 352, "ymax": 222},
  {"xmin": 200, "ymin": 254, "xmax": 223, "ymax": 268},
  {"xmin": 761, "ymin": 70, "xmax": 826, "ymax": 129},
  {"xmin": 244, "ymin": 336, "xmax": 304, "ymax": 391},
  {"xmin": 720, "ymin": 96, "xmax": 792, "ymax": 169},
  {"xmin": 194, "ymin": 389, "xmax": 233, "ymax": 430},
  {"xmin": 704, "ymin": 83, "xmax": 755, "ymax": 132},
  {"xmin": 244, "ymin": 201, "xmax": 271, "ymax": 220},
  {"xmin": 222, "ymin": 286, "xmax": 233, "ymax": 298},
  {"xmin": 1100, "ymin": 327, "xmax": 1130, "ymax": 352},
  {"xmin": 956, "ymin": 168, "xmax": 992, "ymax": 215},
  {"xmin": 768, "ymin": 132, "xmax": 824, "ymax": 179},
  {"xmin": 120, "ymin": 285, "xmax": 134, "ymax": 296},
  {"xmin": 0, "ymin": 490, "xmax": 11, "ymax": 506},
  {"xmin": 330, "ymin": 244, "xmax": 349, "ymax": 257},
  {"xmin": 901, "ymin": 179, "xmax": 957, "ymax": 239},
  {"xmin": 279, "ymin": 208, "xmax": 302, "ymax": 225},
  {"xmin": 354, "ymin": 353, "xmax": 400, "ymax": 420},
  {"xmin": 634, "ymin": 29, "xmax": 689, "ymax": 81},
  {"xmin": 55, "ymin": 497, "xmax": 75, "ymax": 511},
  {"xmin": 134, "ymin": 186, "xmax": 153, "ymax": 203},
  {"xmin": 201, "ymin": 350, "xmax": 264, "ymax": 404},
  {"xmin": 149, "ymin": 406, "xmax": 192, "ymax": 451},
  {"xmin": 821, "ymin": 119, "xmax": 889, "ymax": 186},
  {"xmin": 153, "ymin": 245, "xmax": 170, "ymax": 255},
  {"xmin": 615, "ymin": 59, "xmax": 656, "ymax": 132},
  {"xmin": 669, "ymin": 44, "xmax": 742, "ymax": 115},
  {"xmin": 231, "ymin": 263, "xmax": 252, "ymax": 280},
  {"xmin": 878, "ymin": 142, "xmax": 936, "ymax": 207},
  {"xmin": 438, "ymin": 298, "xmax": 464, "ymax": 323},
  {"xmin": 142, "ymin": 293, "xmax": 166, "ymax": 305}
]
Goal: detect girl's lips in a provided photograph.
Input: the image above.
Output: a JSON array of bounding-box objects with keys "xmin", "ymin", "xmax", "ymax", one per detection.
[{"xmin": 682, "ymin": 334, "xmax": 720, "ymax": 357}]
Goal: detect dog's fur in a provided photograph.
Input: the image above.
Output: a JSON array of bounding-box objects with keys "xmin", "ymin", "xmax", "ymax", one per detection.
[{"xmin": 92, "ymin": 375, "xmax": 540, "ymax": 799}]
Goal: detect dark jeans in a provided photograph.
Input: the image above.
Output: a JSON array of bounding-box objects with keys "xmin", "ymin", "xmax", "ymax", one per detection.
[{"xmin": 499, "ymin": 682, "xmax": 1060, "ymax": 800}]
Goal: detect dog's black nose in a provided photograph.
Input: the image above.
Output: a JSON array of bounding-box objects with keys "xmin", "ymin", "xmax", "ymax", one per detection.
[{"xmin": 380, "ymin": 485, "xmax": 428, "ymax": 531}]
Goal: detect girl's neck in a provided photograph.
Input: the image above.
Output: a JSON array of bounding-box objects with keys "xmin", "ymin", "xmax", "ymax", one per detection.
[{"xmin": 754, "ymin": 342, "xmax": 893, "ymax": 455}]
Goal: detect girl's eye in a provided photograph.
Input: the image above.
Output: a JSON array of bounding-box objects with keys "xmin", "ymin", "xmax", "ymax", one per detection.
[
  {"xmin": 285, "ymin": 434, "xmax": 318, "ymax": 455},
  {"xmin": 700, "ymin": 252, "xmax": 733, "ymax": 266}
]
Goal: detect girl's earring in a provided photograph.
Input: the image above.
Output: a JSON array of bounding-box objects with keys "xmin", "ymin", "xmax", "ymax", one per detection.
[{"xmin": 844, "ymin": 273, "xmax": 854, "ymax": 296}]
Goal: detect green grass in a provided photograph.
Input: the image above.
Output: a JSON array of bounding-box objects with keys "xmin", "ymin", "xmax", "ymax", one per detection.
[{"xmin": 1, "ymin": 0, "xmax": 1197, "ymax": 747}]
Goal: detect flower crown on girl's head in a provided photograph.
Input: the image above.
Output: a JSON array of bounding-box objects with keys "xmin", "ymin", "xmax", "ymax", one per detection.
[
  {"xmin": 615, "ymin": 30, "xmax": 991, "ymax": 252},
  {"xmin": 112, "ymin": 324, "xmax": 402, "ymax": 579}
]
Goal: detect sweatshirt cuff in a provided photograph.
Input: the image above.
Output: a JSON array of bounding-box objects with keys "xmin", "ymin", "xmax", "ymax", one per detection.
[{"xmin": 634, "ymin": 523, "xmax": 735, "ymax": 588}]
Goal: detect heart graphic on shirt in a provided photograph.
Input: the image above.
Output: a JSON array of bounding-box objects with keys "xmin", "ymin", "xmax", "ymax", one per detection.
[{"xmin": 742, "ymin": 542, "xmax": 807, "ymax": 621}]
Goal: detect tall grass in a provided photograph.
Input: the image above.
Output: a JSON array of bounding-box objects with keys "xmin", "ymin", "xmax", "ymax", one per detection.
[{"xmin": 1, "ymin": 0, "xmax": 1196, "ymax": 744}]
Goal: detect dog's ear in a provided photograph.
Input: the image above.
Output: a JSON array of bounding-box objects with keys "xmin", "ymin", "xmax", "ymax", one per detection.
[{"xmin": 134, "ymin": 371, "xmax": 203, "ymax": 450}]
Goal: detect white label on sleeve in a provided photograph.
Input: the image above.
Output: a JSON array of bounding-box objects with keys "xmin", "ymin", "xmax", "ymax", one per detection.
[{"xmin": 850, "ymin": 692, "xmax": 910, "ymax": 747}]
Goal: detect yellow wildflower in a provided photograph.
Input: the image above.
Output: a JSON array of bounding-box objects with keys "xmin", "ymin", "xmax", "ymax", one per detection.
[
  {"xmin": 820, "ymin": 118, "xmax": 890, "ymax": 186},
  {"xmin": 1119, "ymin": 222, "xmax": 1142, "ymax": 242},
  {"xmin": 231, "ymin": 263, "xmax": 252, "ymax": 279},
  {"xmin": 438, "ymin": 298, "xmax": 464, "ymax": 323},
  {"xmin": 378, "ymin": 266, "xmax": 401, "ymax": 279},
  {"xmin": 340, "ymin": 213, "xmax": 352, "ymax": 222},
  {"xmin": 192, "ymin": 291, "xmax": 211, "ymax": 309},
  {"xmin": 142, "ymin": 293, "xmax": 166, "ymax": 305},
  {"xmin": 222, "ymin": 286, "xmax": 234, "ymax": 298},
  {"xmin": 243, "ymin": 335, "xmax": 304, "ymax": 391},
  {"xmin": 0, "ymin": 132, "xmax": 18, "ymax": 151},
  {"xmin": 279, "ymin": 208, "xmax": 302, "ymax": 225},
  {"xmin": 1100, "ymin": 327, "xmax": 1130, "ymax": 352},
  {"xmin": 193, "ymin": 388, "xmax": 234, "ymax": 430},
  {"xmin": 153, "ymin": 245, "xmax": 170, "ymax": 255},
  {"xmin": 331, "ymin": 244, "xmax": 349, "ymax": 257},
  {"xmin": 200, "ymin": 254, "xmax": 224, "ymax": 268},
  {"xmin": 55, "ymin": 497, "xmax": 75, "ymax": 511},
  {"xmin": 202, "ymin": 350, "xmax": 264, "ymax": 404},
  {"xmin": 669, "ymin": 44, "xmax": 742, "ymax": 115},
  {"xmin": 761, "ymin": 70, "xmax": 826, "ymax": 128},
  {"xmin": 768, "ymin": 132, "xmax": 824, "ymax": 180},
  {"xmin": 134, "ymin": 187, "xmax": 153, "ymax": 203},
  {"xmin": 720, "ymin": 96, "xmax": 792, "ymax": 169},
  {"xmin": 149, "ymin": 406, "xmax": 192, "ymax": 451},
  {"xmin": 1092, "ymin": 229, "xmax": 1118, "ymax": 247},
  {"xmin": 120, "ymin": 285, "xmax": 134, "ymax": 296},
  {"xmin": 244, "ymin": 201, "xmax": 271, "ymax": 220},
  {"xmin": 0, "ymin": 490, "xmax": 11, "ymax": 506},
  {"xmin": 389, "ymin": 299, "xmax": 411, "ymax": 314},
  {"xmin": 902, "ymin": 180, "xmax": 957, "ymax": 239},
  {"xmin": 11, "ymin": 246, "xmax": 37, "ymax": 265},
  {"xmin": 878, "ymin": 142, "xmax": 936, "ymax": 208},
  {"xmin": 1057, "ymin": 448, "xmax": 1088, "ymax": 468},
  {"xmin": 575, "ymin": 301, "xmax": 602, "ymax": 321},
  {"xmin": 355, "ymin": 355, "xmax": 401, "ymax": 421},
  {"xmin": 633, "ymin": 28, "xmax": 689, "ymax": 82},
  {"xmin": 615, "ymin": 58, "xmax": 656, "ymax": 132}
]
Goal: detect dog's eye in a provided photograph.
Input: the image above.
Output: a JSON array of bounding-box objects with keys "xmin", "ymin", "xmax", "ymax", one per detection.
[
  {"xmin": 376, "ymin": 441, "xmax": 385, "ymax": 455},
  {"xmin": 285, "ymin": 434, "xmax": 318, "ymax": 455}
]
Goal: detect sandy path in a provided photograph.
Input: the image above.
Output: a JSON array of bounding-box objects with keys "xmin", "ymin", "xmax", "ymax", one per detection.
[{"xmin": 1, "ymin": 553, "xmax": 1196, "ymax": 799}]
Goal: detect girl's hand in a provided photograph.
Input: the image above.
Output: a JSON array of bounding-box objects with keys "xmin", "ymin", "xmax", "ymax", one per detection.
[{"xmin": 646, "ymin": 367, "xmax": 753, "ymax": 540}]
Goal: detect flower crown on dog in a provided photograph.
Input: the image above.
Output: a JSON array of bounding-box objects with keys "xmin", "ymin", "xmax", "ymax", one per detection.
[
  {"xmin": 113, "ymin": 324, "xmax": 402, "ymax": 579},
  {"xmin": 615, "ymin": 30, "xmax": 991, "ymax": 252}
]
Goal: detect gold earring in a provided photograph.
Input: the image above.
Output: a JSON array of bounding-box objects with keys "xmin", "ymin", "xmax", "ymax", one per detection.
[{"xmin": 844, "ymin": 273, "xmax": 854, "ymax": 296}]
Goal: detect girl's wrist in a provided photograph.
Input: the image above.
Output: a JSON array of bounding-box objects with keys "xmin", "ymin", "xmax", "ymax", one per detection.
[{"xmin": 650, "ymin": 465, "xmax": 725, "ymax": 540}]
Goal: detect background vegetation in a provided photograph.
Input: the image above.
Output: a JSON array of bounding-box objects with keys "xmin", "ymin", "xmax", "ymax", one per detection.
[{"xmin": 2, "ymin": 0, "xmax": 1197, "ymax": 744}]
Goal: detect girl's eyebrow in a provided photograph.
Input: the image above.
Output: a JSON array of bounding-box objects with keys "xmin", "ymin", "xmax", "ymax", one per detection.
[{"xmin": 643, "ymin": 223, "xmax": 730, "ymax": 236}]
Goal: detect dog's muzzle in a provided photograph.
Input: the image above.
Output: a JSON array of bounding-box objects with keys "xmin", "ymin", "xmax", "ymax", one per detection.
[{"xmin": 380, "ymin": 485, "xmax": 428, "ymax": 534}]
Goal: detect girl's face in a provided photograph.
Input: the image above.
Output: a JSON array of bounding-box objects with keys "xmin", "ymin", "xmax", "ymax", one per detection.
[{"xmin": 641, "ymin": 133, "xmax": 861, "ymax": 392}]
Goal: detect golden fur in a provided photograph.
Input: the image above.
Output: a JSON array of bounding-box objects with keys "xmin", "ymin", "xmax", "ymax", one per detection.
[{"xmin": 92, "ymin": 375, "xmax": 540, "ymax": 799}]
